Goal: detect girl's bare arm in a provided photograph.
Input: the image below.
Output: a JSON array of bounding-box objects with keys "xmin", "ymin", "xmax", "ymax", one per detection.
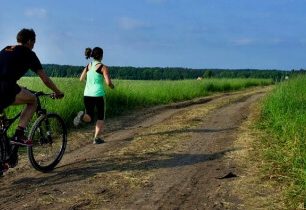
[
  {"xmin": 102, "ymin": 65, "xmax": 114, "ymax": 89},
  {"xmin": 80, "ymin": 65, "xmax": 88, "ymax": 81}
]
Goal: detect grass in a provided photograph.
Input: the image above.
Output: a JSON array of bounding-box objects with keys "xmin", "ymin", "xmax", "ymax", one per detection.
[
  {"xmin": 108, "ymin": 78, "xmax": 270, "ymax": 115},
  {"xmin": 3, "ymin": 77, "xmax": 271, "ymax": 140},
  {"xmin": 4, "ymin": 77, "xmax": 271, "ymax": 129},
  {"xmin": 258, "ymin": 75, "xmax": 306, "ymax": 208}
]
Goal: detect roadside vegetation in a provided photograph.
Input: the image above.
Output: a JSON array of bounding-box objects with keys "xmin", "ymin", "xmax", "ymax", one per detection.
[
  {"xmin": 5, "ymin": 77, "xmax": 271, "ymax": 128},
  {"xmin": 30, "ymin": 64, "xmax": 292, "ymax": 80},
  {"xmin": 258, "ymin": 75, "xmax": 306, "ymax": 208}
]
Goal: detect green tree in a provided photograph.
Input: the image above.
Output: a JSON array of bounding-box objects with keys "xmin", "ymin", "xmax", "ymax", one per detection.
[{"xmin": 203, "ymin": 70, "xmax": 213, "ymax": 78}]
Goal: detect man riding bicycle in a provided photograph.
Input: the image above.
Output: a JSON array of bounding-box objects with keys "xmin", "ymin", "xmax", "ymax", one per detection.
[{"xmin": 0, "ymin": 28, "xmax": 64, "ymax": 147}]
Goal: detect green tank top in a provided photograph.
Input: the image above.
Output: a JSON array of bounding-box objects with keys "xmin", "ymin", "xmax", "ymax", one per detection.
[{"xmin": 84, "ymin": 60, "xmax": 105, "ymax": 97}]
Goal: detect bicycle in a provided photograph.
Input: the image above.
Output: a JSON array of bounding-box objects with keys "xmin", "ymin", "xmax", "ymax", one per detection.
[{"xmin": 0, "ymin": 90, "xmax": 67, "ymax": 175}]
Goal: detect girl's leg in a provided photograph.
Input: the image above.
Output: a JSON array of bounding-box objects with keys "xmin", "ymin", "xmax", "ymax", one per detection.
[
  {"xmin": 84, "ymin": 96, "xmax": 95, "ymax": 123},
  {"xmin": 74, "ymin": 96, "xmax": 94, "ymax": 126},
  {"xmin": 94, "ymin": 120, "xmax": 104, "ymax": 138},
  {"xmin": 93, "ymin": 96, "xmax": 105, "ymax": 144},
  {"xmin": 82, "ymin": 113, "xmax": 92, "ymax": 123}
]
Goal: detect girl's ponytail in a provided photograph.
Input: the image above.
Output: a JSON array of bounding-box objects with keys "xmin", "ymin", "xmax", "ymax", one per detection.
[{"xmin": 85, "ymin": 48, "xmax": 92, "ymax": 59}]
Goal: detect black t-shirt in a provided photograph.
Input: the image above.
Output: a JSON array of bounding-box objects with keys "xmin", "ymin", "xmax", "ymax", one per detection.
[{"xmin": 0, "ymin": 45, "xmax": 42, "ymax": 82}]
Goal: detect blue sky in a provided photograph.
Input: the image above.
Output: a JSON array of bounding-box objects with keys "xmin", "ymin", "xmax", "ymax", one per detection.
[{"xmin": 1, "ymin": 0, "xmax": 306, "ymax": 70}]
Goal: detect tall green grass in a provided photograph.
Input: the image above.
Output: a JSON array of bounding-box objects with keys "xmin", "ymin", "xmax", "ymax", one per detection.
[
  {"xmin": 108, "ymin": 78, "xmax": 270, "ymax": 115},
  {"xmin": 5, "ymin": 77, "xmax": 271, "ymax": 127},
  {"xmin": 259, "ymin": 75, "xmax": 306, "ymax": 208}
]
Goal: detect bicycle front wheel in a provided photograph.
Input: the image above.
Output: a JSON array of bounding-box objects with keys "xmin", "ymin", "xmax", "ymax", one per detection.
[{"xmin": 28, "ymin": 113, "xmax": 67, "ymax": 172}]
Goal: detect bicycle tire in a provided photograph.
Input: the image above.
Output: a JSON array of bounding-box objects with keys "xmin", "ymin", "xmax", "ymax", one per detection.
[
  {"xmin": 0, "ymin": 137, "xmax": 4, "ymax": 175},
  {"xmin": 28, "ymin": 113, "xmax": 67, "ymax": 172},
  {"xmin": 0, "ymin": 135, "xmax": 5, "ymax": 164}
]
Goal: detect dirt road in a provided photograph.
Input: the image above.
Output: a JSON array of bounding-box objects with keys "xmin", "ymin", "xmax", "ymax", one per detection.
[{"xmin": 0, "ymin": 87, "xmax": 270, "ymax": 210}]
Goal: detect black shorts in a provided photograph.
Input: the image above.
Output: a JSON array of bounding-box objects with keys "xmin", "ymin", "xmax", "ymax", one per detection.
[
  {"xmin": 83, "ymin": 96, "xmax": 105, "ymax": 121},
  {"xmin": 0, "ymin": 82, "xmax": 21, "ymax": 112}
]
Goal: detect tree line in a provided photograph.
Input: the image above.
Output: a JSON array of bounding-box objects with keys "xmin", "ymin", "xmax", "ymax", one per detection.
[{"xmin": 25, "ymin": 64, "xmax": 305, "ymax": 81}]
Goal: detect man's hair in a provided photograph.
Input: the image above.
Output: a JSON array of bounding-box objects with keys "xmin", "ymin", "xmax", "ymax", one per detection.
[{"xmin": 16, "ymin": 28, "xmax": 36, "ymax": 44}]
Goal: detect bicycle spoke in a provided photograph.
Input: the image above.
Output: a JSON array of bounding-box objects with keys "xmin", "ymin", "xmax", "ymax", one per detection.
[{"xmin": 28, "ymin": 113, "xmax": 67, "ymax": 172}]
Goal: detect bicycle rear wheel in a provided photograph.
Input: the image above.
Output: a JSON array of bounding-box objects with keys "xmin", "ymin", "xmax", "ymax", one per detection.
[
  {"xmin": 0, "ymin": 137, "xmax": 5, "ymax": 176},
  {"xmin": 0, "ymin": 136, "xmax": 5, "ymax": 168},
  {"xmin": 0, "ymin": 134, "xmax": 10, "ymax": 164},
  {"xmin": 28, "ymin": 113, "xmax": 67, "ymax": 172}
]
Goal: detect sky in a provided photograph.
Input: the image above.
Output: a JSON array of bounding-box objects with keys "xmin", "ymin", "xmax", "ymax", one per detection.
[{"xmin": 1, "ymin": 0, "xmax": 306, "ymax": 70}]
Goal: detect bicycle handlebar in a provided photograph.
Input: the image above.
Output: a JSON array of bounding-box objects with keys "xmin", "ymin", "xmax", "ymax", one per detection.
[{"xmin": 29, "ymin": 90, "xmax": 64, "ymax": 99}]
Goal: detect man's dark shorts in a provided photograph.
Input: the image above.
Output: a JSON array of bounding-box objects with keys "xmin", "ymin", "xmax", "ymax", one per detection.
[{"xmin": 0, "ymin": 82, "xmax": 21, "ymax": 112}]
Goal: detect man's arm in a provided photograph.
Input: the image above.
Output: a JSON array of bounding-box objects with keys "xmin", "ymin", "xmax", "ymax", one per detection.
[{"xmin": 36, "ymin": 69, "xmax": 64, "ymax": 98}]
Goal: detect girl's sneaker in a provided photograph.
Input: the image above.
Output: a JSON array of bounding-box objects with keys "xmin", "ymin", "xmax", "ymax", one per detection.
[
  {"xmin": 93, "ymin": 137, "xmax": 105, "ymax": 144},
  {"xmin": 73, "ymin": 111, "xmax": 84, "ymax": 127}
]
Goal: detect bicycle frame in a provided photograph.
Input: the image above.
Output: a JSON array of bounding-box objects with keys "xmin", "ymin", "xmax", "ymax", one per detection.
[
  {"xmin": 0, "ymin": 91, "xmax": 48, "ymax": 135},
  {"xmin": 0, "ymin": 112, "xmax": 21, "ymax": 135},
  {"xmin": 0, "ymin": 111, "xmax": 20, "ymax": 170},
  {"xmin": 1, "ymin": 90, "xmax": 67, "ymax": 174},
  {"xmin": 0, "ymin": 91, "xmax": 51, "ymax": 165}
]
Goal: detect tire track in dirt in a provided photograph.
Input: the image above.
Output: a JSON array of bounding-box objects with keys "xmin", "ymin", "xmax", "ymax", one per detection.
[{"xmin": 123, "ymin": 92, "xmax": 264, "ymax": 210}]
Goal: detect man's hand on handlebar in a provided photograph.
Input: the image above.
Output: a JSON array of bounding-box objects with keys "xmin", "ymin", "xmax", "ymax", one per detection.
[{"xmin": 51, "ymin": 92, "xmax": 64, "ymax": 99}]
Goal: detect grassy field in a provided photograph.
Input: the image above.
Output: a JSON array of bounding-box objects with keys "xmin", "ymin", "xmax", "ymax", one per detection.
[
  {"xmin": 3, "ymin": 77, "xmax": 271, "ymax": 125},
  {"xmin": 258, "ymin": 75, "xmax": 306, "ymax": 208}
]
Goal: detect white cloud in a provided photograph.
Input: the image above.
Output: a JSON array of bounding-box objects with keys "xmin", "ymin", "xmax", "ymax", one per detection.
[
  {"xmin": 299, "ymin": 39, "xmax": 306, "ymax": 45},
  {"xmin": 84, "ymin": 17, "xmax": 95, "ymax": 23},
  {"xmin": 117, "ymin": 17, "xmax": 148, "ymax": 30},
  {"xmin": 24, "ymin": 8, "xmax": 47, "ymax": 18},
  {"xmin": 232, "ymin": 38, "xmax": 254, "ymax": 46},
  {"xmin": 146, "ymin": 0, "xmax": 169, "ymax": 4},
  {"xmin": 270, "ymin": 38, "xmax": 282, "ymax": 44}
]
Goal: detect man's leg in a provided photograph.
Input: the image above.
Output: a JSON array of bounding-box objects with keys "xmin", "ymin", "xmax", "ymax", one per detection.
[
  {"xmin": 11, "ymin": 88, "xmax": 36, "ymax": 146},
  {"xmin": 13, "ymin": 88, "xmax": 37, "ymax": 128}
]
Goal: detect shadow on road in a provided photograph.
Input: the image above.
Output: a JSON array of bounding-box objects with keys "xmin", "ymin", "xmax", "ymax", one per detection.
[
  {"xmin": 9, "ymin": 148, "xmax": 236, "ymax": 189},
  {"xmin": 140, "ymin": 127, "xmax": 238, "ymax": 137}
]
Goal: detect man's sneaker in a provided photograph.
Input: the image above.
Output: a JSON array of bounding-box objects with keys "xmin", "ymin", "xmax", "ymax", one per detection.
[
  {"xmin": 73, "ymin": 111, "xmax": 84, "ymax": 127},
  {"xmin": 11, "ymin": 135, "xmax": 33, "ymax": 146},
  {"xmin": 93, "ymin": 137, "xmax": 105, "ymax": 144},
  {"xmin": 0, "ymin": 163, "xmax": 9, "ymax": 174},
  {"xmin": 8, "ymin": 148, "xmax": 18, "ymax": 168}
]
